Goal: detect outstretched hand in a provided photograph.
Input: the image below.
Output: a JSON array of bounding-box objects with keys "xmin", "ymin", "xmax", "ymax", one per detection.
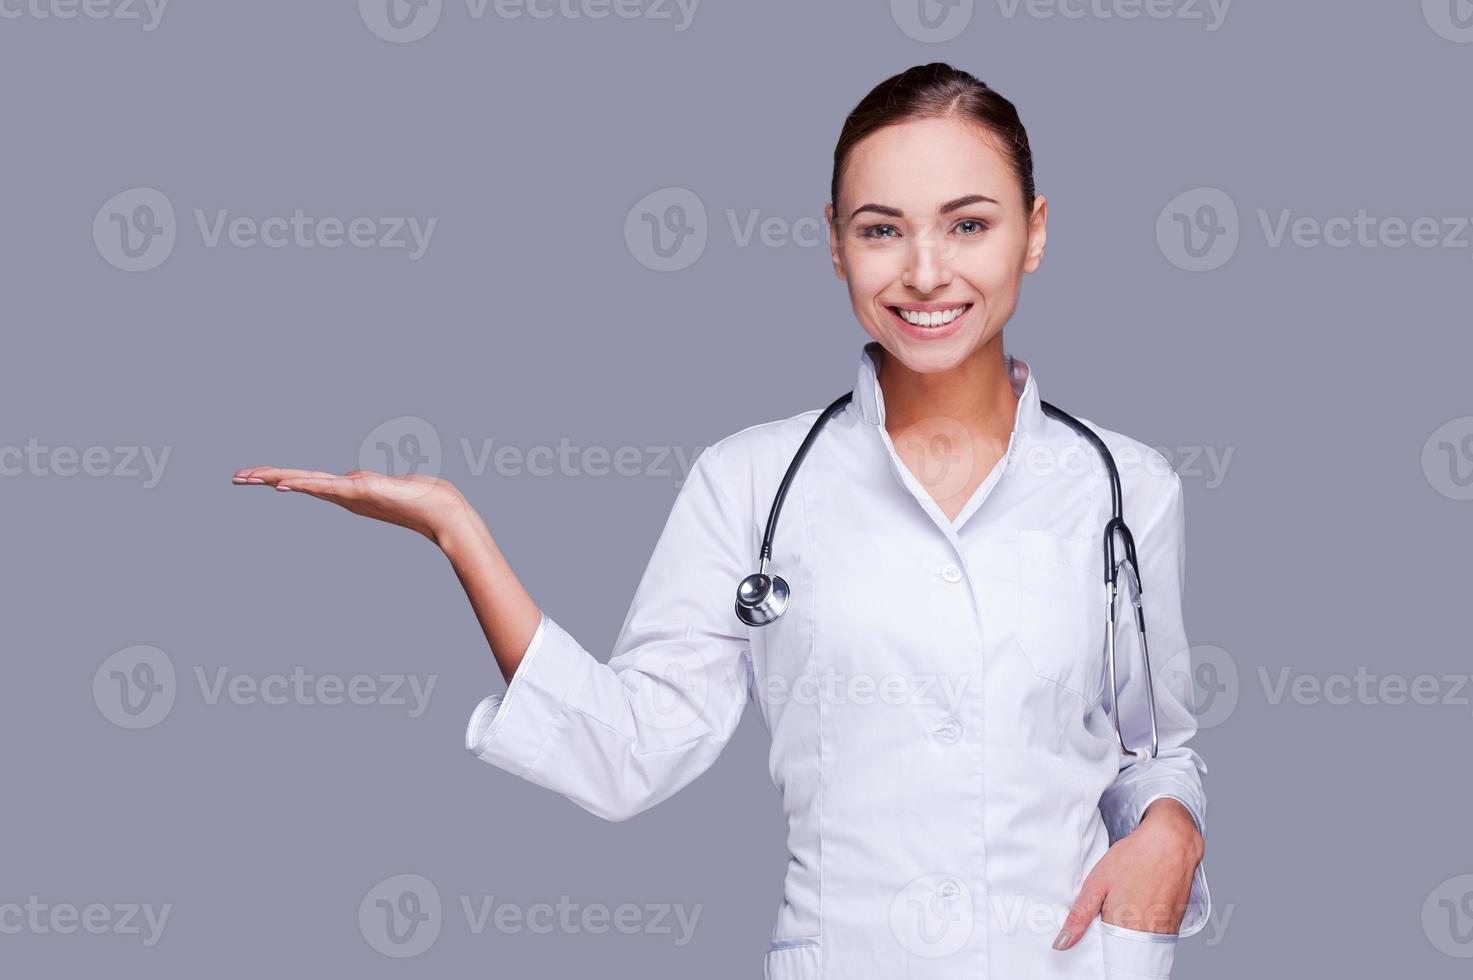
[{"xmin": 231, "ymin": 466, "xmax": 473, "ymax": 545}]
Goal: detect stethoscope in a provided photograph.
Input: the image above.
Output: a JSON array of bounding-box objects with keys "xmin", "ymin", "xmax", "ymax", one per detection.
[{"xmin": 733, "ymin": 390, "xmax": 1161, "ymax": 762}]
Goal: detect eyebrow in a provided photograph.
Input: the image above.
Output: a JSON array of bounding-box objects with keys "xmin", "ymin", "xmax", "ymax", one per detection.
[{"xmin": 848, "ymin": 194, "xmax": 999, "ymax": 222}]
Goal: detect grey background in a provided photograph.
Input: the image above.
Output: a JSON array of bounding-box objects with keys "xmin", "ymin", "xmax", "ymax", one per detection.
[{"xmin": 3, "ymin": 0, "xmax": 1471, "ymax": 975}]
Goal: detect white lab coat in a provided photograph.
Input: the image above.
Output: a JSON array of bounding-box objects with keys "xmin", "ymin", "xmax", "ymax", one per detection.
[{"xmin": 466, "ymin": 340, "xmax": 1211, "ymax": 979}]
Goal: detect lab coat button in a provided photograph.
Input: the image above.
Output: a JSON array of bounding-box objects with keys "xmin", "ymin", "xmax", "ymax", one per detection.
[
  {"xmin": 940, "ymin": 563, "xmax": 963, "ymax": 583},
  {"xmin": 931, "ymin": 717, "xmax": 962, "ymax": 743}
]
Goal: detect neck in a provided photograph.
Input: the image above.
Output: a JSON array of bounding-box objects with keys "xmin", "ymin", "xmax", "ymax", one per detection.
[{"xmin": 876, "ymin": 336, "xmax": 1020, "ymax": 444}]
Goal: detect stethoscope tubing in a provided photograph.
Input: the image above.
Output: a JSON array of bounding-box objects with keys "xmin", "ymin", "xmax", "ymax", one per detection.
[{"xmin": 738, "ymin": 388, "xmax": 1160, "ymax": 761}]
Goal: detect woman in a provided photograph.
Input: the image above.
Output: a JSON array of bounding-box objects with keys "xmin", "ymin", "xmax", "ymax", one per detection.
[{"xmin": 233, "ymin": 63, "xmax": 1210, "ymax": 980}]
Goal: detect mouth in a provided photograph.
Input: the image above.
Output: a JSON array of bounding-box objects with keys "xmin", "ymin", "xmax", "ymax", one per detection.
[
  {"xmin": 885, "ymin": 302, "xmax": 974, "ymax": 338},
  {"xmin": 887, "ymin": 303, "xmax": 972, "ymax": 327}
]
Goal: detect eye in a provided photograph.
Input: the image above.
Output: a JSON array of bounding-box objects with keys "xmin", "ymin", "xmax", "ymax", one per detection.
[
  {"xmin": 954, "ymin": 218, "xmax": 989, "ymax": 235},
  {"xmin": 858, "ymin": 223, "xmax": 901, "ymax": 239}
]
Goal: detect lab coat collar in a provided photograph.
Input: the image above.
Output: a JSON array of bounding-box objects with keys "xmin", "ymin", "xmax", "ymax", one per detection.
[{"xmin": 854, "ymin": 340, "xmax": 1043, "ymax": 441}]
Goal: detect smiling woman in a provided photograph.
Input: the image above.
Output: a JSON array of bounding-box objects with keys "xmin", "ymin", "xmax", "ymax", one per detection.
[{"xmin": 232, "ymin": 62, "xmax": 1211, "ymax": 980}]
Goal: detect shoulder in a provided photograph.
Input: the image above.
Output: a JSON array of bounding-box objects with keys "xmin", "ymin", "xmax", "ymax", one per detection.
[
  {"xmin": 1041, "ymin": 409, "xmax": 1185, "ymax": 526},
  {"xmin": 690, "ymin": 402, "xmax": 842, "ymax": 515}
]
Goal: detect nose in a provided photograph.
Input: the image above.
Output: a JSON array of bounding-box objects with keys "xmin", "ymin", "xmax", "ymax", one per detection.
[{"xmin": 901, "ymin": 225, "xmax": 954, "ymax": 293}]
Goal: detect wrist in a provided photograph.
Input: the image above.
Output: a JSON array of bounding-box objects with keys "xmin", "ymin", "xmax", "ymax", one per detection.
[
  {"xmin": 431, "ymin": 502, "xmax": 487, "ymax": 556},
  {"xmin": 1142, "ymin": 798, "xmax": 1204, "ymax": 861}
]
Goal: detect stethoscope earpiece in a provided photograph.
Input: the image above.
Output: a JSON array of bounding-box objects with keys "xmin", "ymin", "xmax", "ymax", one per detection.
[{"xmin": 735, "ymin": 571, "xmax": 790, "ymax": 627}]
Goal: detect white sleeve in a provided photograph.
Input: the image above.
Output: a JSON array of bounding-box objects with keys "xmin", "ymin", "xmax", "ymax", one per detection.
[
  {"xmin": 464, "ymin": 443, "xmax": 754, "ymax": 823},
  {"xmin": 1097, "ymin": 469, "xmax": 1213, "ymax": 937}
]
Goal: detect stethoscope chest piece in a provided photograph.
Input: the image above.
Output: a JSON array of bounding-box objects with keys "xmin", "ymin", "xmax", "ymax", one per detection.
[{"xmin": 735, "ymin": 569, "xmax": 790, "ymax": 627}]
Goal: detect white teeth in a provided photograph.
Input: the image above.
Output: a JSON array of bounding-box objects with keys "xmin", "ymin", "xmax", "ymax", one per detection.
[{"xmin": 895, "ymin": 305, "xmax": 968, "ymax": 327}]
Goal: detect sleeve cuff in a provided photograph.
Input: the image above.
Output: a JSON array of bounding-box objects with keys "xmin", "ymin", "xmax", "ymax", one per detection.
[
  {"xmin": 1138, "ymin": 792, "xmax": 1211, "ymax": 940},
  {"xmin": 1099, "ymin": 781, "xmax": 1211, "ymax": 939},
  {"xmin": 463, "ymin": 612, "xmax": 587, "ymax": 777}
]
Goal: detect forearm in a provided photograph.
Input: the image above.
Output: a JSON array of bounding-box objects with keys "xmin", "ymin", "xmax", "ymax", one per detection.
[{"xmin": 435, "ymin": 509, "xmax": 543, "ymax": 684}]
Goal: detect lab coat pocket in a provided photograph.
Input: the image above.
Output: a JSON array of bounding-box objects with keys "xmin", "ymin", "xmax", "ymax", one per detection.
[
  {"xmin": 1098, "ymin": 920, "xmax": 1178, "ymax": 979},
  {"xmin": 764, "ymin": 937, "xmax": 819, "ymax": 980},
  {"xmin": 1017, "ymin": 529, "xmax": 1107, "ymax": 704}
]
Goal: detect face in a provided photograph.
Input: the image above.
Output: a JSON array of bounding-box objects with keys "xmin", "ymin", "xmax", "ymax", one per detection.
[{"xmin": 825, "ymin": 115, "xmax": 1048, "ymax": 375}]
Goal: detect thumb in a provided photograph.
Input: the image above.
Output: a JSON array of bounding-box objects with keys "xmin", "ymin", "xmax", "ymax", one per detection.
[{"xmin": 1053, "ymin": 870, "xmax": 1108, "ymax": 951}]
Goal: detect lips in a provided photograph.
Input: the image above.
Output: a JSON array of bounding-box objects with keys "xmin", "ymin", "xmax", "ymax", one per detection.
[{"xmin": 887, "ymin": 303, "xmax": 972, "ymax": 328}]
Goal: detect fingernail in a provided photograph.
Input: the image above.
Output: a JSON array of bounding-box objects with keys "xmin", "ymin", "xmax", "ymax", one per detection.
[
  {"xmin": 276, "ymin": 484, "xmax": 294, "ymax": 492},
  {"xmin": 1052, "ymin": 928, "xmax": 1073, "ymax": 950}
]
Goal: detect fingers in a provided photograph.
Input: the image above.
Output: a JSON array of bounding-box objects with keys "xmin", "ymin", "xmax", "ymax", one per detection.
[
  {"xmin": 1054, "ymin": 871, "xmax": 1109, "ymax": 951},
  {"xmin": 232, "ymin": 466, "xmax": 350, "ymax": 486},
  {"xmin": 273, "ymin": 475, "xmax": 364, "ymax": 500}
]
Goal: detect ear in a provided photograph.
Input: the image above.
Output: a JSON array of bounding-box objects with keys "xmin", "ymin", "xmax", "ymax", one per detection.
[
  {"xmin": 1023, "ymin": 195, "xmax": 1048, "ymax": 274},
  {"xmin": 824, "ymin": 201, "xmax": 846, "ymax": 281}
]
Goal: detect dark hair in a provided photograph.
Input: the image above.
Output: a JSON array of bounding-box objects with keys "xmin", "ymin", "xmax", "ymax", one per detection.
[{"xmin": 830, "ymin": 63, "xmax": 1036, "ymax": 220}]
